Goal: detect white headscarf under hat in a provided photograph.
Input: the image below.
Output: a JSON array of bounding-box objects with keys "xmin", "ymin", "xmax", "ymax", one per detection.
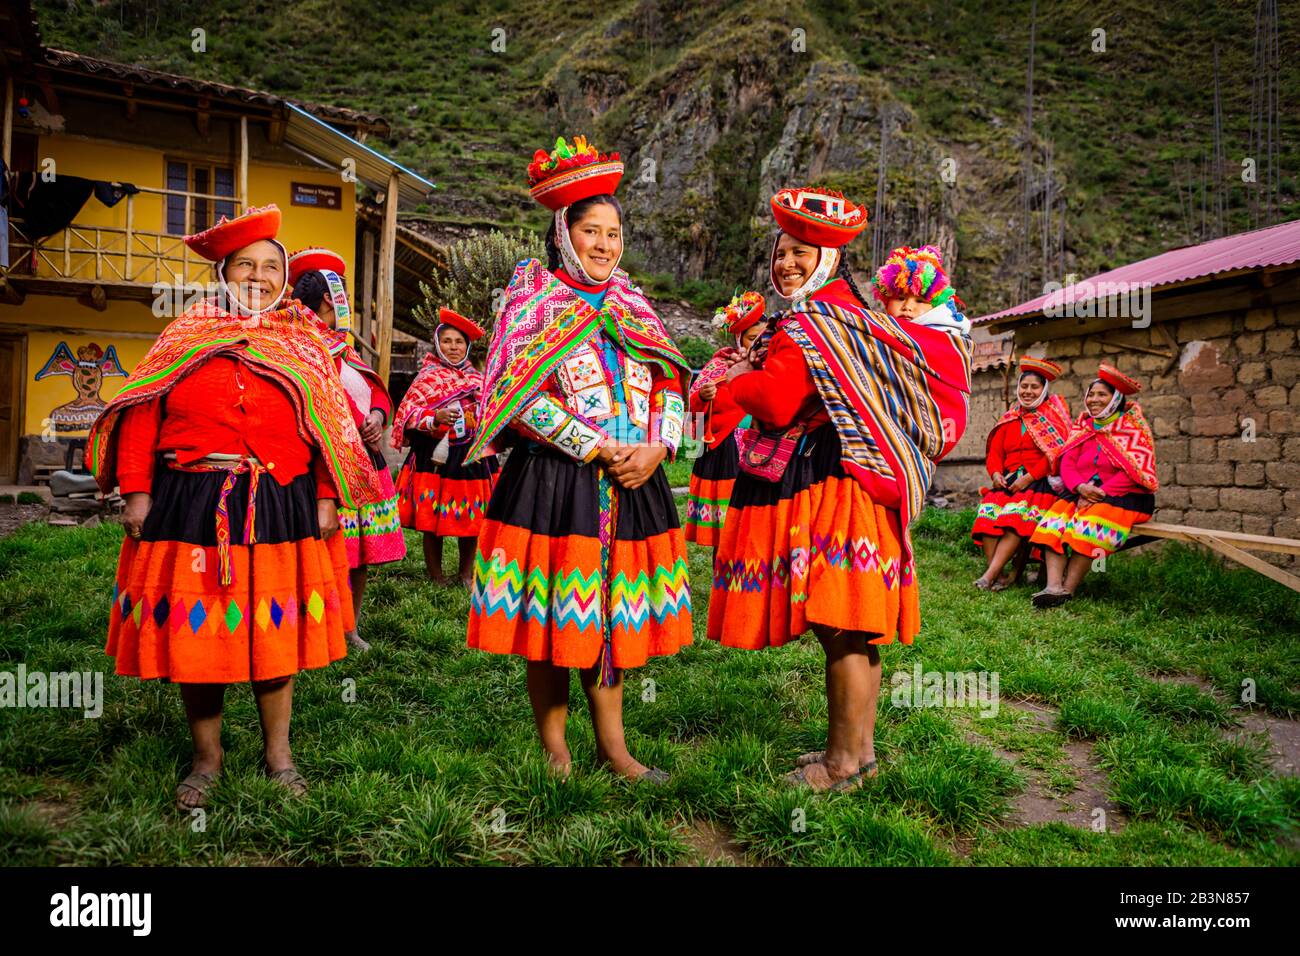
[{"xmin": 555, "ymin": 204, "xmax": 623, "ymax": 285}]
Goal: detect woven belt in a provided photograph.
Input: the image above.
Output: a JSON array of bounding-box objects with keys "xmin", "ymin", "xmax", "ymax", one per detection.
[{"xmin": 167, "ymin": 454, "xmax": 266, "ymax": 586}]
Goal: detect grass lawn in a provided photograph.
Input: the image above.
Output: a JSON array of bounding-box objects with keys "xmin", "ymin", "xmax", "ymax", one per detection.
[{"xmin": 1, "ymin": 504, "xmax": 1296, "ymax": 866}]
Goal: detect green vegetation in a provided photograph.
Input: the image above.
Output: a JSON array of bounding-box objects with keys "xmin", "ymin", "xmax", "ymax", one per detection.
[
  {"xmin": 2, "ymin": 506, "xmax": 1296, "ymax": 866},
  {"xmin": 35, "ymin": 0, "xmax": 1298, "ymax": 315}
]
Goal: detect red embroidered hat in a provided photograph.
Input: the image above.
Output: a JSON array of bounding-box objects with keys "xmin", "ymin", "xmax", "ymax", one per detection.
[
  {"xmin": 287, "ymin": 247, "xmax": 346, "ymax": 284},
  {"xmin": 438, "ymin": 307, "xmax": 485, "ymax": 342},
  {"xmin": 713, "ymin": 290, "xmax": 766, "ymax": 335},
  {"xmin": 770, "ymin": 187, "xmax": 868, "ymax": 248},
  {"xmin": 1097, "ymin": 362, "xmax": 1141, "ymax": 395},
  {"xmin": 1019, "ymin": 356, "xmax": 1063, "ymax": 382},
  {"xmin": 528, "ymin": 135, "xmax": 624, "ymax": 211},
  {"xmin": 185, "ymin": 204, "xmax": 281, "ymax": 262}
]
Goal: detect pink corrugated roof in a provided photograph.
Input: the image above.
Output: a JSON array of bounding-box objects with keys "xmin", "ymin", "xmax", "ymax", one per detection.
[{"xmin": 975, "ymin": 218, "xmax": 1300, "ymax": 325}]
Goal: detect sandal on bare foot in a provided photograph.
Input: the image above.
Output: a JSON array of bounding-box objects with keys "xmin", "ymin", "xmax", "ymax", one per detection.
[
  {"xmin": 990, "ymin": 576, "xmax": 1013, "ymax": 592},
  {"xmin": 345, "ymin": 631, "xmax": 371, "ymax": 654},
  {"xmin": 175, "ymin": 770, "xmax": 218, "ymax": 811},
  {"xmin": 973, "ymin": 578, "xmax": 992, "ymax": 591},
  {"xmin": 1032, "ymin": 588, "xmax": 1072, "ymax": 609},
  {"xmin": 797, "ymin": 751, "xmax": 878, "ymax": 775},
  {"xmin": 266, "ymin": 766, "xmax": 309, "ymax": 797},
  {"xmin": 785, "ymin": 762, "xmax": 862, "ymax": 792}
]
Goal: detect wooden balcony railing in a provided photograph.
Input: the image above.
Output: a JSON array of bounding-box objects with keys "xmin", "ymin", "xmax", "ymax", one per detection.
[{"xmin": 3, "ymin": 186, "xmax": 241, "ymax": 289}]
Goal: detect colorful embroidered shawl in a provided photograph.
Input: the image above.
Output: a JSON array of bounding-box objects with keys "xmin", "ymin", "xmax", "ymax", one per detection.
[
  {"xmin": 989, "ymin": 393, "xmax": 1073, "ymax": 466},
  {"xmin": 466, "ymin": 258, "xmax": 688, "ymax": 462},
  {"xmin": 779, "ymin": 282, "xmax": 973, "ymax": 561},
  {"xmin": 390, "ymin": 351, "xmax": 484, "ymax": 450},
  {"xmin": 88, "ymin": 299, "xmax": 385, "ymax": 509},
  {"xmin": 1059, "ymin": 403, "xmax": 1158, "ymax": 491}
]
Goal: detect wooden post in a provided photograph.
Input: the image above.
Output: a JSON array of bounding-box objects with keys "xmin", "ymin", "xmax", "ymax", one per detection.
[
  {"xmin": 239, "ymin": 116, "xmax": 249, "ymax": 213},
  {"xmin": 361, "ymin": 229, "xmax": 375, "ymax": 350},
  {"xmin": 2, "ymin": 74, "xmax": 13, "ymax": 168},
  {"xmin": 124, "ymin": 193, "xmax": 134, "ymax": 280},
  {"xmin": 375, "ymin": 171, "xmax": 399, "ymax": 384}
]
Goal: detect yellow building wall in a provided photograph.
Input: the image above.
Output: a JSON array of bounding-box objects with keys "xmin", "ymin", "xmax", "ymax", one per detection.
[
  {"xmin": 13, "ymin": 134, "xmax": 361, "ymax": 438},
  {"xmin": 33, "ymin": 133, "xmax": 356, "ymax": 294},
  {"xmin": 13, "ymin": 296, "xmax": 160, "ymax": 436}
]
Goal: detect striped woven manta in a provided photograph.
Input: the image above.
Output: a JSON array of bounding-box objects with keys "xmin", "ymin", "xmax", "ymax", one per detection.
[
  {"xmin": 465, "ymin": 259, "xmax": 688, "ymax": 463},
  {"xmin": 782, "ymin": 294, "xmax": 973, "ymax": 559}
]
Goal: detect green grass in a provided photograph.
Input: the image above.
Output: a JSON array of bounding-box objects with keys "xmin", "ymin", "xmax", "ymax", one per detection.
[{"xmin": 1, "ymin": 506, "xmax": 1296, "ymax": 866}]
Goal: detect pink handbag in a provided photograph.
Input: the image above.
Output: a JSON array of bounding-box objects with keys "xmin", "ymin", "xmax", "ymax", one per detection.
[{"xmin": 737, "ymin": 424, "xmax": 807, "ymax": 482}]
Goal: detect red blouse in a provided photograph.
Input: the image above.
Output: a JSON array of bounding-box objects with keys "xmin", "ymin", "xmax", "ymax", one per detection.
[
  {"xmin": 728, "ymin": 330, "xmax": 830, "ymax": 431},
  {"xmin": 986, "ymin": 415, "xmax": 1051, "ymax": 481},
  {"xmin": 115, "ymin": 355, "xmax": 338, "ymax": 499}
]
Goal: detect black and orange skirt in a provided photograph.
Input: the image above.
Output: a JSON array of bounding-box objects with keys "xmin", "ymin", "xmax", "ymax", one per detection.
[
  {"xmin": 971, "ymin": 476, "xmax": 1059, "ymax": 542},
  {"xmin": 467, "ymin": 442, "xmax": 692, "ymax": 671},
  {"xmin": 684, "ymin": 430, "xmax": 741, "ymax": 548},
  {"xmin": 395, "ymin": 431, "xmax": 496, "ymax": 537},
  {"xmin": 107, "ymin": 460, "xmax": 353, "ymax": 684},
  {"xmin": 708, "ymin": 424, "xmax": 919, "ymax": 650},
  {"xmin": 1029, "ymin": 487, "xmax": 1155, "ymax": 558}
]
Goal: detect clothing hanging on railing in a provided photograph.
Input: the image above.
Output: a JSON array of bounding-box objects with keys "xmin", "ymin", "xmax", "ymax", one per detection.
[{"xmin": 3, "ymin": 172, "xmax": 141, "ymax": 238}]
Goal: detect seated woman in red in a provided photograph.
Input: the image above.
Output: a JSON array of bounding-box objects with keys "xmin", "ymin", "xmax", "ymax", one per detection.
[
  {"xmin": 89, "ymin": 205, "xmax": 384, "ymax": 810},
  {"xmin": 391, "ymin": 308, "xmax": 495, "ymax": 586},
  {"xmin": 709, "ymin": 189, "xmax": 973, "ymax": 791},
  {"xmin": 971, "ymin": 356, "xmax": 1072, "ymax": 590},
  {"xmin": 1029, "ymin": 363, "xmax": 1157, "ymax": 608},
  {"xmin": 684, "ymin": 290, "xmax": 766, "ymax": 547}
]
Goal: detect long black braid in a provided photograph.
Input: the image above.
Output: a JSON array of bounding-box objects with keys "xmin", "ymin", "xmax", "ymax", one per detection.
[{"xmin": 834, "ymin": 250, "xmax": 873, "ymax": 308}]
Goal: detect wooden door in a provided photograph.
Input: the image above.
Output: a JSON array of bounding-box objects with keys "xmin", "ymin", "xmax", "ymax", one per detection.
[{"xmin": 0, "ymin": 335, "xmax": 21, "ymax": 483}]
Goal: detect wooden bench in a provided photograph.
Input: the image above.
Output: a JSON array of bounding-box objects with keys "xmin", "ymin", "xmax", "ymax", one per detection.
[{"xmin": 1123, "ymin": 521, "xmax": 1300, "ymax": 593}]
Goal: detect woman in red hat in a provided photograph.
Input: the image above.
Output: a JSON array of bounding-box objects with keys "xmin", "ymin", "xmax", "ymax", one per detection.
[
  {"xmin": 684, "ymin": 290, "xmax": 767, "ymax": 547},
  {"xmin": 89, "ymin": 205, "xmax": 384, "ymax": 809},
  {"xmin": 390, "ymin": 307, "xmax": 495, "ymax": 586},
  {"xmin": 972, "ymin": 355, "xmax": 1072, "ymax": 591},
  {"xmin": 288, "ymin": 248, "xmax": 406, "ymax": 650},
  {"xmin": 709, "ymin": 189, "xmax": 973, "ymax": 791},
  {"xmin": 1029, "ymin": 363, "xmax": 1157, "ymax": 607},
  {"xmin": 464, "ymin": 135, "xmax": 692, "ymax": 783}
]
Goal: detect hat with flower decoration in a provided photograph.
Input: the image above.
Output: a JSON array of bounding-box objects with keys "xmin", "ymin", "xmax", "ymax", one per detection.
[
  {"xmin": 527, "ymin": 135, "xmax": 624, "ymax": 210},
  {"xmin": 711, "ymin": 290, "xmax": 766, "ymax": 336}
]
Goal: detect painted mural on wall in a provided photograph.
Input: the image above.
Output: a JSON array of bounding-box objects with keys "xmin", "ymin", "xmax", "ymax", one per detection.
[{"xmin": 34, "ymin": 341, "xmax": 129, "ymax": 432}]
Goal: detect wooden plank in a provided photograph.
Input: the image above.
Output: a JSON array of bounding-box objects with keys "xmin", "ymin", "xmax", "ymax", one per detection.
[
  {"xmin": 1139, "ymin": 521, "xmax": 1300, "ymax": 556},
  {"xmin": 375, "ymin": 171, "xmax": 399, "ymax": 385},
  {"xmin": 1185, "ymin": 531, "xmax": 1300, "ymax": 594}
]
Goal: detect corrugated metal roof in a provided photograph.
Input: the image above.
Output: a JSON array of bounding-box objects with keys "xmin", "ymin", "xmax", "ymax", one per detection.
[
  {"xmin": 284, "ymin": 104, "xmax": 435, "ymax": 208},
  {"xmin": 975, "ymin": 218, "xmax": 1300, "ymax": 326}
]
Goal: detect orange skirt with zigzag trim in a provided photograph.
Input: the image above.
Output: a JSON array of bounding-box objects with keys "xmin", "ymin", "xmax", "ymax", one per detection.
[
  {"xmin": 467, "ymin": 445, "xmax": 692, "ymax": 670},
  {"xmin": 708, "ymin": 425, "xmax": 919, "ymax": 650},
  {"xmin": 396, "ymin": 433, "xmax": 495, "ymax": 537}
]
